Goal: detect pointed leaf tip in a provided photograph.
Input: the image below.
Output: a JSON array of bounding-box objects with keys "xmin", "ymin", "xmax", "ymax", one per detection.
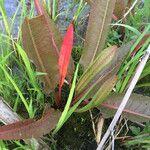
[
  {"xmin": 58, "ymin": 23, "xmax": 74, "ymax": 106},
  {"xmin": 59, "ymin": 23, "xmax": 74, "ymax": 88}
]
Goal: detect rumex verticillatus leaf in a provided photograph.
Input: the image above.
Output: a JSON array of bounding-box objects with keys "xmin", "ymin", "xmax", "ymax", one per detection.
[
  {"xmin": 80, "ymin": 0, "xmax": 116, "ymax": 68},
  {"xmin": 22, "ymin": 4, "xmax": 74, "ymax": 95},
  {"xmin": 76, "ymin": 75, "xmax": 117, "ymax": 113},
  {"xmin": 76, "ymin": 46, "xmax": 117, "ymax": 95},
  {"xmin": 0, "ymin": 108, "xmax": 61, "ymax": 140},
  {"xmin": 99, "ymin": 93, "xmax": 150, "ymax": 122},
  {"xmin": 73, "ymin": 41, "xmax": 133, "ymax": 105}
]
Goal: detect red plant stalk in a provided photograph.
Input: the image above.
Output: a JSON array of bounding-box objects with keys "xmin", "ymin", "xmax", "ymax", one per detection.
[
  {"xmin": 58, "ymin": 23, "xmax": 74, "ymax": 107},
  {"xmin": 34, "ymin": 0, "xmax": 44, "ymax": 15},
  {"xmin": 112, "ymin": 14, "xmax": 118, "ymax": 21}
]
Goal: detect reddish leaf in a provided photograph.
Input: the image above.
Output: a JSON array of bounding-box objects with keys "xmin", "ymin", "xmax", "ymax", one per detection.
[
  {"xmin": 22, "ymin": 8, "xmax": 74, "ymax": 97},
  {"xmin": 58, "ymin": 23, "xmax": 74, "ymax": 106},
  {"xmin": 0, "ymin": 97, "xmax": 49, "ymax": 148},
  {"xmin": 22, "ymin": 16, "xmax": 60, "ymax": 93},
  {"xmin": 114, "ymin": 0, "xmax": 128, "ymax": 19},
  {"xmin": 99, "ymin": 93, "xmax": 150, "ymax": 122},
  {"xmin": 79, "ymin": 0, "xmax": 116, "ymax": 69},
  {"xmin": 131, "ymin": 34, "xmax": 150, "ymax": 56},
  {"xmin": 112, "ymin": 14, "xmax": 118, "ymax": 21},
  {"xmin": 34, "ymin": 0, "xmax": 44, "ymax": 15},
  {"xmin": 73, "ymin": 41, "xmax": 133, "ymax": 105},
  {"xmin": 0, "ymin": 108, "xmax": 61, "ymax": 140}
]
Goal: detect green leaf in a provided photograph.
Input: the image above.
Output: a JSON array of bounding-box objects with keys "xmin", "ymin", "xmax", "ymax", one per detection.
[
  {"xmin": 76, "ymin": 45, "xmax": 117, "ymax": 95},
  {"xmin": 53, "ymin": 64, "xmax": 79, "ymax": 134},
  {"xmin": 76, "ymin": 75, "xmax": 117, "ymax": 113},
  {"xmin": 111, "ymin": 23, "xmax": 141, "ymax": 35},
  {"xmin": 74, "ymin": 41, "xmax": 133, "ymax": 103},
  {"xmin": 129, "ymin": 126, "xmax": 141, "ymax": 135},
  {"xmin": 15, "ymin": 44, "xmax": 42, "ymax": 94},
  {"xmin": 144, "ymin": 0, "xmax": 150, "ymax": 22}
]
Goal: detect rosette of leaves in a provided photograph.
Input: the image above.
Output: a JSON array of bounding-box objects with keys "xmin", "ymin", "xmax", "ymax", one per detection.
[{"xmin": 0, "ymin": 0, "xmax": 150, "ymax": 142}]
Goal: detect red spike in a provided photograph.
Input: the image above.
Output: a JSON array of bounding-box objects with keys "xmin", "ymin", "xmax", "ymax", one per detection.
[
  {"xmin": 34, "ymin": 0, "xmax": 44, "ymax": 15},
  {"xmin": 58, "ymin": 23, "xmax": 74, "ymax": 106}
]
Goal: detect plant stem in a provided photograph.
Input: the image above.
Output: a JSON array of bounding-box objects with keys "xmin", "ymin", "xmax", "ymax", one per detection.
[{"xmin": 97, "ymin": 45, "xmax": 150, "ymax": 150}]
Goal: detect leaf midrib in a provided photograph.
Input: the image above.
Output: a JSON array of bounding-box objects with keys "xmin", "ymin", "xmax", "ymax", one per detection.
[{"xmin": 26, "ymin": 18, "xmax": 53, "ymax": 89}]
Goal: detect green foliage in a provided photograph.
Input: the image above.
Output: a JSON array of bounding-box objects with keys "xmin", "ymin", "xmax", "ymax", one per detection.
[
  {"xmin": 144, "ymin": 0, "xmax": 150, "ymax": 22},
  {"xmin": 54, "ymin": 64, "xmax": 79, "ymax": 133},
  {"xmin": 0, "ymin": 0, "xmax": 150, "ymax": 149},
  {"xmin": 126, "ymin": 122, "xmax": 150, "ymax": 148},
  {"xmin": 129, "ymin": 126, "xmax": 141, "ymax": 135},
  {"xmin": 15, "ymin": 44, "xmax": 43, "ymax": 102},
  {"xmin": 0, "ymin": 140, "xmax": 8, "ymax": 150},
  {"xmin": 116, "ymin": 25, "xmax": 150, "ymax": 93}
]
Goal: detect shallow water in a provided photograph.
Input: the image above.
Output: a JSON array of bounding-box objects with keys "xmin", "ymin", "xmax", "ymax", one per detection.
[
  {"xmin": 2, "ymin": 0, "xmax": 89, "ymax": 43},
  {"xmin": 1, "ymin": 0, "xmax": 24, "ymax": 36}
]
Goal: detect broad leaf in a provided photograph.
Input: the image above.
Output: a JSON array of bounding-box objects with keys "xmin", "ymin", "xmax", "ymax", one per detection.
[
  {"xmin": 22, "ymin": 16, "xmax": 60, "ymax": 93},
  {"xmin": 80, "ymin": 0, "xmax": 116, "ymax": 68},
  {"xmin": 0, "ymin": 97, "xmax": 49, "ymax": 148},
  {"xmin": 85, "ymin": 0, "xmax": 127, "ymax": 19},
  {"xmin": 73, "ymin": 41, "xmax": 133, "ymax": 104},
  {"xmin": 99, "ymin": 93, "xmax": 150, "ymax": 122},
  {"xmin": 0, "ymin": 108, "xmax": 61, "ymax": 140},
  {"xmin": 76, "ymin": 75, "xmax": 117, "ymax": 112},
  {"xmin": 59, "ymin": 23, "xmax": 74, "ymax": 88},
  {"xmin": 58, "ymin": 23, "xmax": 74, "ymax": 106},
  {"xmin": 22, "ymin": 10, "xmax": 74, "ymax": 93},
  {"xmin": 76, "ymin": 45, "xmax": 117, "ymax": 95}
]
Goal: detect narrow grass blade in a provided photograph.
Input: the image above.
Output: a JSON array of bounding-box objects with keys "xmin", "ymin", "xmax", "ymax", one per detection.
[
  {"xmin": 15, "ymin": 44, "xmax": 42, "ymax": 95},
  {"xmin": 53, "ymin": 64, "xmax": 79, "ymax": 134},
  {"xmin": 0, "ymin": 65, "xmax": 30, "ymax": 116}
]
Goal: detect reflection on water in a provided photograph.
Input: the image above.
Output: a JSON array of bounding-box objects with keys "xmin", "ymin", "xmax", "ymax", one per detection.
[
  {"xmin": 1, "ymin": 0, "xmax": 89, "ymax": 42},
  {"xmin": 1, "ymin": 0, "xmax": 30, "ymax": 36},
  {"xmin": 4, "ymin": 0, "xmax": 21, "ymax": 17}
]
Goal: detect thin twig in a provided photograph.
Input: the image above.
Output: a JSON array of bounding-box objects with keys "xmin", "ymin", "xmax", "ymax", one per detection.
[
  {"xmin": 116, "ymin": 0, "xmax": 138, "ymax": 24},
  {"xmin": 123, "ymin": 0, "xmax": 138, "ymax": 19},
  {"xmin": 97, "ymin": 45, "xmax": 150, "ymax": 150},
  {"xmin": 89, "ymin": 110, "xmax": 97, "ymax": 137}
]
